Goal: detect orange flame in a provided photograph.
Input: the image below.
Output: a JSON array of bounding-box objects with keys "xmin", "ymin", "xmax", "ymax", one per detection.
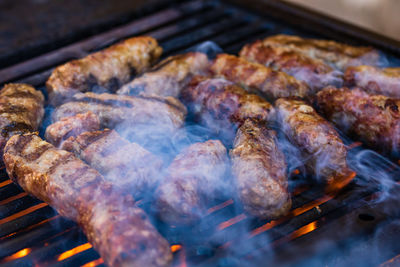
[
  {"xmin": 290, "ymin": 221, "xmax": 318, "ymax": 240},
  {"xmin": 325, "ymin": 171, "xmax": 357, "ymax": 196},
  {"xmin": 0, "ymin": 202, "xmax": 48, "ymax": 225},
  {"xmin": 57, "ymin": 243, "xmax": 92, "ymax": 261},
  {"xmin": 291, "ymin": 195, "xmax": 332, "ymax": 217},
  {"xmin": 218, "ymin": 213, "xmax": 247, "ymax": 230},
  {"xmin": 2, "ymin": 248, "xmax": 31, "ymax": 262},
  {"xmin": 292, "ymin": 169, "xmax": 300, "ymax": 175},
  {"xmin": 81, "ymin": 258, "xmax": 104, "ymax": 267},
  {"xmin": 170, "ymin": 244, "xmax": 182, "ymax": 253}
]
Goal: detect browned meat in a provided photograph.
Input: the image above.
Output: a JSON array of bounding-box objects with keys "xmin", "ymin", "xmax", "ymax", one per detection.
[
  {"xmin": 260, "ymin": 34, "xmax": 382, "ymax": 71},
  {"xmin": 316, "ymin": 87, "xmax": 400, "ymax": 156},
  {"xmin": 239, "ymin": 41, "xmax": 343, "ymax": 91},
  {"xmin": 117, "ymin": 52, "xmax": 210, "ymax": 97},
  {"xmin": 155, "ymin": 140, "xmax": 228, "ymax": 225},
  {"xmin": 180, "ymin": 76, "xmax": 274, "ymax": 144},
  {"xmin": 52, "ymin": 92, "xmax": 187, "ymax": 144},
  {"xmin": 275, "ymin": 98, "xmax": 354, "ymax": 192},
  {"xmin": 46, "ymin": 36, "xmax": 162, "ymax": 105},
  {"xmin": 45, "ymin": 112, "xmax": 100, "ymax": 147},
  {"xmin": 4, "ymin": 133, "xmax": 172, "ymax": 267},
  {"xmin": 230, "ymin": 119, "xmax": 291, "ymax": 219},
  {"xmin": 61, "ymin": 129, "xmax": 163, "ymax": 199},
  {"xmin": 209, "ymin": 54, "xmax": 311, "ymax": 101},
  {"xmin": 0, "ymin": 84, "xmax": 44, "ymax": 158},
  {"xmin": 344, "ymin": 66, "xmax": 400, "ymax": 98}
]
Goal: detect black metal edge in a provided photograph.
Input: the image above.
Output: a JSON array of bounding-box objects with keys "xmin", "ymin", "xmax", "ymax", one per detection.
[{"xmin": 222, "ymin": 0, "xmax": 400, "ymax": 57}]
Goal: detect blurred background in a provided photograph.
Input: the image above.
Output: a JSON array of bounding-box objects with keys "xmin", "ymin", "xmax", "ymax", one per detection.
[
  {"xmin": 284, "ymin": 0, "xmax": 400, "ymax": 41},
  {"xmin": 0, "ymin": 0, "xmax": 399, "ymax": 68}
]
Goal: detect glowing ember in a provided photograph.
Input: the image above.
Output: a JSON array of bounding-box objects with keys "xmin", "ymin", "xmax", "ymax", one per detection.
[
  {"xmin": 81, "ymin": 258, "xmax": 104, "ymax": 267},
  {"xmin": 0, "ymin": 202, "xmax": 48, "ymax": 225},
  {"xmin": 292, "ymin": 169, "xmax": 300, "ymax": 175},
  {"xmin": 325, "ymin": 171, "xmax": 357, "ymax": 196},
  {"xmin": 57, "ymin": 243, "xmax": 92, "ymax": 261},
  {"xmin": 170, "ymin": 244, "xmax": 182, "ymax": 253},
  {"xmin": 2, "ymin": 248, "xmax": 31, "ymax": 262},
  {"xmin": 218, "ymin": 213, "xmax": 247, "ymax": 230},
  {"xmin": 291, "ymin": 196, "xmax": 332, "ymax": 217},
  {"xmin": 207, "ymin": 199, "xmax": 234, "ymax": 214},
  {"xmin": 290, "ymin": 221, "xmax": 318, "ymax": 240},
  {"xmin": 0, "ymin": 179, "xmax": 12, "ymax": 188}
]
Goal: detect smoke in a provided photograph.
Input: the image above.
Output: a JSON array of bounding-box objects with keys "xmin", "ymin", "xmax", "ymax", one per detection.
[
  {"xmin": 347, "ymin": 148, "xmax": 400, "ymax": 203},
  {"xmin": 189, "ymin": 41, "xmax": 223, "ymax": 59}
]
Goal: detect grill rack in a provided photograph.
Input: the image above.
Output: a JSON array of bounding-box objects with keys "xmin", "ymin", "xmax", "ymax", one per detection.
[{"xmin": 0, "ymin": 1, "xmax": 400, "ymax": 266}]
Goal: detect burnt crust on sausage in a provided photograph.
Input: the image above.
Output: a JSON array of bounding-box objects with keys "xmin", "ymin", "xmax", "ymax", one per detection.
[
  {"xmin": 46, "ymin": 36, "xmax": 163, "ymax": 106},
  {"xmin": 316, "ymin": 86, "xmax": 400, "ymax": 156},
  {"xmin": 210, "ymin": 54, "xmax": 310, "ymax": 101},
  {"xmin": 4, "ymin": 133, "xmax": 172, "ymax": 267},
  {"xmin": 275, "ymin": 98, "xmax": 354, "ymax": 192}
]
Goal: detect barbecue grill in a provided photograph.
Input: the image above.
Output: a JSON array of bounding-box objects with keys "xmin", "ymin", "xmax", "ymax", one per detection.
[{"xmin": 1, "ymin": 1, "xmax": 400, "ymax": 266}]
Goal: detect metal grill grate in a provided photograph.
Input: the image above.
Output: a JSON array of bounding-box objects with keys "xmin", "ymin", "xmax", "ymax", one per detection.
[{"xmin": 0, "ymin": 1, "xmax": 400, "ymax": 266}]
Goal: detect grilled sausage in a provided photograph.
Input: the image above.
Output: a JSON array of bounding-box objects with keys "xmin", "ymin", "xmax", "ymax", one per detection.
[
  {"xmin": 117, "ymin": 52, "xmax": 210, "ymax": 97},
  {"xmin": 61, "ymin": 129, "xmax": 164, "ymax": 199},
  {"xmin": 4, "ymin": 133, "xmax": 172, "ymax": 267},
  {"xmin": 155, "ymin": 140, "xmax": 228, "ymax": 225},
  {"xmin": 315, "ymin": 87, "xmax": 400, "ymax": 156},
  {"xmin": 344, "ymin": 66, "xmax": 400, "ymax": 98},
  {"xmin": 209, "ymin": 54, "xmax": 311, "ymax": 101},
  {"xmin": 259, "ymin": 34, "xmax": 381, "ymax": 71},
  {"xmin": 239, "ymin": 41, "xmax": 343, "ymax": 91},
  {"xmin": 46, "ymin": 36, "xmax": 162, "ymax": 105},
  {"xmin": 45, "ymin": 112, "xmax": 100, "ymax": 147},
  {"xmin": 52, "ymin": 92, "xmax": 187, "ymax": 145},
  {"xmin": 0, "ymin": 84, "xmax": 44, "ymax": 158},
  {"xmin": 275, "ymin": 98, "xmax": 354, "ymax": 192},
  {"xmin": 231, "ymin": 118, "xmax": 291, "ymax": 219},
  {"xmin": 180, "ymin": 76, "xmax": 274, "ymax": 144}
]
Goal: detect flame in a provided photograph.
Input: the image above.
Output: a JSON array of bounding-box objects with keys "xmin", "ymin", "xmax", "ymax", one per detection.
[
  {"xmin": 81, "ymin": 258, "xmax": 104, "ymax": 267},
  {"xmin": 217, "ymin": 213, "xmax": 247, "ymax": 230},
  {"xmin": 170, "ymin": 244, "xmax": 182, "ymax": 253},
  {"xmin": 291, "ymin": 195, "xmax": 332, "ymax": 217},
  {"xmin": 207, "ymin": 199, "xmax": 234, "ymax": 214},
  {"xmin": 57, "ymin": 243, "xmax": 92, "ymax": 261},
  {"xmin": 325, "ymin": 171, "xmax": 357, "ymax": 196},
  {"xmin": 2, "ymin": 248, "xmax": 31, "ymax": 262},
  {"xmin": 0, "ymin": 202, "xmax": 48, "ymax": 225},
  {"xmin": 292, "ymin": 169, "xmax": 300, "ymax": 175},
  {"xmin": 0, "ymin": 179, "xmax": 12, "ymax": 188},
  {"xmin": 290, "ymin": 221, "xmax": 318, "ymax": 239}
]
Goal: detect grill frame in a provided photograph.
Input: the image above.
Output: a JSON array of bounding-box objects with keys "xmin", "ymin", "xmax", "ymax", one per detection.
[{"xmin": 0, "ymin": 1, "xmax": 400, "ymax": 266}]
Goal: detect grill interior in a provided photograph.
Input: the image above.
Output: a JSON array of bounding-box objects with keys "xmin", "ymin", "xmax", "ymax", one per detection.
[{"xmin": 1, "ymin": 1, "xmax": 400, "ymax": 266}]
